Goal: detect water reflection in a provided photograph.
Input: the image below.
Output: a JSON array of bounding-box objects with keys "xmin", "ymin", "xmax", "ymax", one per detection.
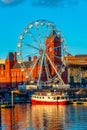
[
  {"xmin": 1, "ymin": 104, "xmax": 29, "ymax": 130},
  {"xmin": 31, "ymin": 105, "xmax": 68, "ymax": 130},
  {"xmin": 1, "ymin": 104, "xmax": 87, "ymax": 130},
  {"xmin": 1, "ymin": 104, "xmax": 69, "ymax": 130}
]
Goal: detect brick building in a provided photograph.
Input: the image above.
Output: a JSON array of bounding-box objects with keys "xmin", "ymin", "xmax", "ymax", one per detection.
[
  {"xmin": 65, "ymin": 54, "xmax": 87, "ymax": 87},
  {"xmin": 0, "ymin": 53, "xmax": 87, "ymax": 89},
  {"xmin": 0, "ymin": 31, "xmax": 68, "ymax": 89}
]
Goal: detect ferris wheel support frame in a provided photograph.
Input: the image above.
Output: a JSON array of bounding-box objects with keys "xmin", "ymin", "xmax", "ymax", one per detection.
[
  {"xmin": 37, "ymin": 51, "xmax": 45, "ymax": 87},
  {"xmin": 24, "ymin": 56, "xmax": 40, "ymax": 85},
  {"xmin": 46, "ymin": 53, "xmax": 65, "ymax": 85},
  {"xmin": 44, "ymin": 56, "xmax": 52, "ymax": 81}
]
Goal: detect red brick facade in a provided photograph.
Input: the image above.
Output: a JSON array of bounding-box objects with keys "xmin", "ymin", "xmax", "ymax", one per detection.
[{"xmin": 0, "ymin": 33, "xmax": 68, "ymax": 89}]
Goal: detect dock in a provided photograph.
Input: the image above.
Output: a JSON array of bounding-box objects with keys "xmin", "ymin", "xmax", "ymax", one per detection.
[{"xmin": 69, "ymin": 98, "xmax": 87, "ymax": 105}]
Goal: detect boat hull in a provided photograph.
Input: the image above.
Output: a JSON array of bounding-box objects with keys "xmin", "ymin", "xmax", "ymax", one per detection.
[{"xmin": 31, "ymin": 99, "xmax": 69, "ymax": 105}]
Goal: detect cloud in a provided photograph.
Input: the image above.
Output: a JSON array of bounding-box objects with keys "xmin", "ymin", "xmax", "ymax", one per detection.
[
  {"xmin": 31, "ymin": 0, "xmax": 85, "ymax": 8},
  {"xmin": 0, "ymin": 0, "xmax": 25, "ymax": 6},
  {"xmin": 0, "ymin": 0, "xmax": 86, "ymax": 7}
]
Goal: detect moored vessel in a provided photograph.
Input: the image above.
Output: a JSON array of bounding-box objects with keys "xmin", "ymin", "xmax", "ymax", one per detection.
[{"xmin": 30, "ymin": 91, "xmax": 70, "ymax": 105}]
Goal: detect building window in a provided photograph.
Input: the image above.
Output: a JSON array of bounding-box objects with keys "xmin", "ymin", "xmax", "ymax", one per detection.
[
  {"xmin": 57, "ymin": 97, "xmax": 60, "ymax": 100},
  {"xmin": 20, "ymin": 72, "xmax": 22, "ymax": 76},
  {"xmin": 1, "ymin": 71, "xmax": 4, "ymax": 75},
  {"xmin": 14, "ymin": 72, "xmax": 16, "ymax": 76},
  {"xmin": 55, "ymin": 47, "xmax": 58, "ymax": 52},
  {"xmin": 77, "ymin": 60, "xmax": 84, "ymax": 62},
  {"xmin": 17, "ymin": 72, "xmax": 19, "ymax": 76}
]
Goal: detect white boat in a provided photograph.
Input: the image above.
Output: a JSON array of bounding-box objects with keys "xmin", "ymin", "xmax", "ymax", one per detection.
[{"xmin": 30, "ymin": 91, "xmax": 70, "ymax": 105}]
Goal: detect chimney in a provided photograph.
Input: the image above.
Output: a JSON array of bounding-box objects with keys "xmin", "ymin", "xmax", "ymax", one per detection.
[
  {"xmin": 28, "ymin": 56, "xmax": 31, "ymax": 61},
  {"xmin": 33, "ymin": 56, "xmax": 37, "ymax": 62},
  {"xmin": 14, "ymin": 52, "xmax": 17, "ymax": 61}
]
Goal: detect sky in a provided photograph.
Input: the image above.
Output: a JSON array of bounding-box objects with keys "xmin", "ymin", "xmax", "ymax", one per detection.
[{"xmin": 0, "ymin": 0, "xmax": 87, "ymax": 59}]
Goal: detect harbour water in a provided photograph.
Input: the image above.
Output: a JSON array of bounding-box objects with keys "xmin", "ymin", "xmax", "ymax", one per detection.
[{"xmin": 0, "ymin": 104, "xmax": 87, "ymax": 130}]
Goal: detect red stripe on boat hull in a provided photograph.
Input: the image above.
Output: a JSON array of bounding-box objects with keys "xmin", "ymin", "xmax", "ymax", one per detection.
[{"xmin": 31, "ymin": 99, "xmax": 69, "ymax": 105}]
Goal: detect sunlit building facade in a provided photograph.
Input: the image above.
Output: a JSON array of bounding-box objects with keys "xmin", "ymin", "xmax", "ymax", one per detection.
[
  {"xmin": 65, "ymin": 54, "xmax": 87, "ymax": 87},
  {"xmin": 0, "ymin": 32, "xmax": 68, "ymax": 89},
  {"xmin": 0, "ymin": 33, "xmax": 87, "ymax": 89}
]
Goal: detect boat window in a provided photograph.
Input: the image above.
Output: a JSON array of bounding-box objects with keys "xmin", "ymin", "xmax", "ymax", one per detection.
[
  {"xmin": 48, "ymin": 97, "xmax": 50, "ymax": 99},
  {"xmin": 57, "ymin": 97, "xmax": 60, "ymax": 100},
  {"xmin": 42, "ymin": 97, "xmax": 44, "ymax": 99},
  {"xmin": 65, "ymin": 96, "xmax": 69, "ymax": 99},
  {"xmin": 61, "ymin": 97, "xmax": 65, "ymax": 99},
  {"xmin": 54, "ymin": 97, "xmax": 57, "ymax": 100}
]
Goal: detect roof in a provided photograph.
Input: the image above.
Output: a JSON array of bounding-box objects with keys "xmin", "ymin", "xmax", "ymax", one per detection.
[
  {"xmin": 13, "ymin": 57, "xmax": 46, "ymax": 69},
  {"xmin": 13, "ymin": 61, "xmax": 33, "ymax": 69},
  {"xmin": 75, "ymin": 54, "xmax": 87, "ymax": 58},
  {"xmin": 68, "ymin": 63, "xmax": 87, "ymax": 67}
]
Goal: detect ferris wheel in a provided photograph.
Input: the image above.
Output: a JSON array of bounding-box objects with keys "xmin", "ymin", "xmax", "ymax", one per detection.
[{"xmin": 17, "ymin": 19, "xmax": 67, "ymax": 88}]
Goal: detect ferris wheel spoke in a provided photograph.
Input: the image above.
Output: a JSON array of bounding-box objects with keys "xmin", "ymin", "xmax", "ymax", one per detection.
[
  {"xmin": 44, "ymin": 62, "xmax": 50, "ymax": 81},
  {"xmin": 47, "ymin": 45, "xmax": 61, "ymax": 57},
  {"xmin": 46, "ymin": 30, "xmax": 57, "ymax": 49},
  {"xmin": 37, "ymin": 52, "xmax": 45, "ymax": 87},
  {"xmin": 53, "ymin": 45, "xmax": 61, "ymax": 50},
  {"xmin": 43, "ymin": 25, "xmax": 51, "ymax": 45},
  {"xmin": 36, "ymin": 26, "xmax": 42, "ymax": 45},
  {"xmin": 24, "ymin": 56, "xmax": 40, "ymax": 85},
  {"xmin": 23, "ymin": 42, "xmax": 40, "ymax": 50},
  {"xmin": 44, "ymin": 27, "xmax": 49, "ymax": 39},
  {"xmin": 27, "ymin": 31, "xmax": 40, "ymax": 46},
  {"xmin": 46, "ymin": 53, "xmax": 64, "ymax": 85},
  {"xmin": 59, "ymin": 63, "xmax": 65, "ymax": 75},
  {"xmin": 44, "ymin": 55, "xmax": 52, "ymax": 81},
  {"xmin": 19, "ymin": 61, "xmax": 26, "ymax": 71},
  {"xmin": 47, "ymin": 37, "xmax": 54, "ymax": 48},
  {"xmin": 47, "ymin": 51, "xmax": 61, "ymax": 60}
]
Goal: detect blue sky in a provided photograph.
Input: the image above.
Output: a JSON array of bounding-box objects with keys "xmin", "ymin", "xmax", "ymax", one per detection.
[{"xmin": 0, "ymin": 0, "xmax": 87, "ymax": 59}]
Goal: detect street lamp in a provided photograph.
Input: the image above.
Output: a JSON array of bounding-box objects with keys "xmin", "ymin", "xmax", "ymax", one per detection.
[{"xmin": 11, "ymin": 91, "xmax": 14, "ymax": 107}]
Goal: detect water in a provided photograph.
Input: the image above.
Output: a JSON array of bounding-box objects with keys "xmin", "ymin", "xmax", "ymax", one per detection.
[{"xmin": 0, "ymin": 104, "xmax": 87, "ymax": 130}]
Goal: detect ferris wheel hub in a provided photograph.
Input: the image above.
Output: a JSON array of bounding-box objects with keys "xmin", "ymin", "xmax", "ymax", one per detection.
[{"xmin": 39, "ymin": 50, "xmax": 44, "ymax": 55}]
